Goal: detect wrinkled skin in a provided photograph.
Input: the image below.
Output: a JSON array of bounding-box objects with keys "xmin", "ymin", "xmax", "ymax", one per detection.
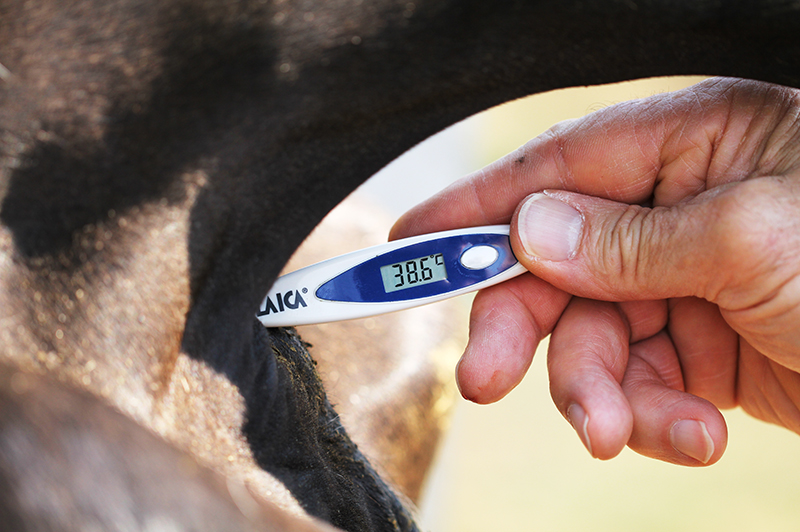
[
  {"xmin": 1, "ymin": 0, "xmax": 800, "ymax": 531},
  {"xmin": 391, "ymin": 78, "xmax": 800, "ymax": 466}
]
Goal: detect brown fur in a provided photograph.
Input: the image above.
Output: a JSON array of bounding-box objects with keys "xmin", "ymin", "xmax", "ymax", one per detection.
[
  {"xmin": 0, "ymin": 361, "xmax": 340, "ymax": 532},
  {"xmin": 2, "ymin": 0, "xmax": 799, "ymax": 530}
]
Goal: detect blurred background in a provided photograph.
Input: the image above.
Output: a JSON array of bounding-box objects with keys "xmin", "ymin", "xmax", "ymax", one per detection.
[{"xmin": 330, "ymin": 76, "xmax": 800, "ymax": 532}]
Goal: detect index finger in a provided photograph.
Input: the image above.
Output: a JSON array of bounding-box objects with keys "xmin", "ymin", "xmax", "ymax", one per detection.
[{"xmin": 389, "ymin": 78, "xmax": 769, "ymax": 240}]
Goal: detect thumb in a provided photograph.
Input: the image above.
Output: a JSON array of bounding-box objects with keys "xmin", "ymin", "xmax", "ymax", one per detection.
[{"xmin": 510, "ymin": 184, "xmax": 788, "ymax": 305}]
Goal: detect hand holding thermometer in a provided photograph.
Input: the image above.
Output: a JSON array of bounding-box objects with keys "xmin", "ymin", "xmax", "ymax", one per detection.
[{"xmin": 257, "ymin": 225, "xmax": 527, "ymax": 327}]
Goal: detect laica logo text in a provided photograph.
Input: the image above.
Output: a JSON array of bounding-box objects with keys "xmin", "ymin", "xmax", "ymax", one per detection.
[{"xmin": 258, "ymin": 288, "xmax": 308, "ymax": 316}]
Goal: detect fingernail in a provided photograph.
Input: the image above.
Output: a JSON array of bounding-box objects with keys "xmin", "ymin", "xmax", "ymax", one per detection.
[
  {"xmin": 567, "ymin": 403, "xmax": 593, "ymax": 456},
  {"xmin": 670, "ymin": 419, "xmax": 714, "ymax": 464},
  {"xmin": 518, "ymin": 194, "xmax": 582, "ymax": 261}
]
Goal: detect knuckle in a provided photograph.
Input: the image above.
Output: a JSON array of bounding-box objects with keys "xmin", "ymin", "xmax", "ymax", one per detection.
[
  {"xmin": 712, "ymin": 181, "xmax": 785, "ymax": 260},
  {"xmin": 704, "ymin": 178, "xmax": 800, "ymax": 302},
  {"xmin": 594, "ymin": 204, "xmax": 674, "ymax": 296}
]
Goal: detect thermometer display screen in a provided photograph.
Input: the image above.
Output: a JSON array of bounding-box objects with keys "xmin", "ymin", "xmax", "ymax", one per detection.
[{"xmin": 380, "ymin": 253, "xmax": 447, "ymax": 293}]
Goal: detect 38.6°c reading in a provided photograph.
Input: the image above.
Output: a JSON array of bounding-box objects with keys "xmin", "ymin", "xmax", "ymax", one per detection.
[{"xmin": 379, "ymin": 253, "xmax": 447, "ymax": 293}]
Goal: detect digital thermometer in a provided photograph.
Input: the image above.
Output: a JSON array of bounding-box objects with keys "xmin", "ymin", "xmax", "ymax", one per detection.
[{"xmin": 257, "ymin": 225, "xmax": 526, "ymax": 327}]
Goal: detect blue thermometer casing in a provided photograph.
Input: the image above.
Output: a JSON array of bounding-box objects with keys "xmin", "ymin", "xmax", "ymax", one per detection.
[{"xmin": 256, "ymin": 225, "xmax": 526, "ymax": 327}]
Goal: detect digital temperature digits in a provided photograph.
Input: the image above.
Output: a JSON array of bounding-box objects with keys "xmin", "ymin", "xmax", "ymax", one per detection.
[{"xmin": 379, "ymin": 253, "xmax": 447, "ymax": 293}]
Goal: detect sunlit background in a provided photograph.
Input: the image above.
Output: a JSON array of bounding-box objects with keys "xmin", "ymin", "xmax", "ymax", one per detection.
[{"xmin": 338, "ymin": 76, "xmax": 800, "ymax": 532}]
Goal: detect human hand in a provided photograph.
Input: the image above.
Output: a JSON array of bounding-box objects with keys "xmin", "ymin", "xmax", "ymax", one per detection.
[{"xmin": 390, "ymin": 78, "xmax": 800, "ymax": 466}]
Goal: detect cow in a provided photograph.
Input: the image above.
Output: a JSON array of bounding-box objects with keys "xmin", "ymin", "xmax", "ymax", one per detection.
[{"xmin": 1, "ymin": 0, "xmax": 799, "ymax": 531}]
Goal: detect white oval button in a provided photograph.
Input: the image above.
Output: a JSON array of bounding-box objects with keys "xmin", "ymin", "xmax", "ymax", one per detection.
[{"xmin": 460, "ymin": 245, "xmax": 500, "ymax": 270}]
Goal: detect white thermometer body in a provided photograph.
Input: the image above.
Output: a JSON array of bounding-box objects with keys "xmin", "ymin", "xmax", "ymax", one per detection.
[{"xmin": 257, "ymin": 225, "xmax": 526, "ymax": 327}]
